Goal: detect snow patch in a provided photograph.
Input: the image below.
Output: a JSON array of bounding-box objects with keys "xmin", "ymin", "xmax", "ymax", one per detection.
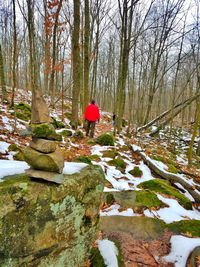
[
  {"xmin": 163, "ymin": 235, "xmax": 200, "ymax": 267},
  {"xmin": 63, "ymin": 162, "xmax": 88, "ymax": 174},
  {"xmin": 0, "ymin": 160, "xmax": 29, "ymax": 180},
  {"xmin": 97, "ymin": 239, "xmax": 118, "ymax": 267}
]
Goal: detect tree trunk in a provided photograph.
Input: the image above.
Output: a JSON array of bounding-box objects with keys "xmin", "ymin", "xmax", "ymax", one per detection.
[
  {"xmin": 83, "ymin": 0, "xmax": 90, "ymax": 112},
  {"xmin": 26, "ymin": 0, "xmax": 50, "ymax": 123},
  {"xmin": 0, "ymin": 44, "xmax": 8, "ymax": 104},
  {"xmin": 71, "ymin": 0, "xmax": 81, "ymax": 129},
  {"xmin": 49, "ymin": 0, "xmax": 63, "ymax": 108}
]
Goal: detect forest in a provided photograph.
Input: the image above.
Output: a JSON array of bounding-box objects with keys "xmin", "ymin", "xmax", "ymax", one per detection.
[{"xmin": 0, "ymin": 0, "xmax": 200, "ymax": 266}]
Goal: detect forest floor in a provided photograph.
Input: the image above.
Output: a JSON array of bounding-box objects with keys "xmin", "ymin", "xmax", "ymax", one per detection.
[{"xmin": 0, "ymin": 89, "xmax": 200, "ymax": 266}]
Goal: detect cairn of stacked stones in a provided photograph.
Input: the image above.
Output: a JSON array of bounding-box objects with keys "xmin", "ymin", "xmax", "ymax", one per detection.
[
  {"xmin": 24, "ymin": 92, "xmax": 64, "ymax": 184},
  {"xmin": 24, "ymin": 123, "xmax": 64, "ymax": 184}
]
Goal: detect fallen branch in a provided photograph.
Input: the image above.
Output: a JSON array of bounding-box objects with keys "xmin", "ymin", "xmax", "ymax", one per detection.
[
  {"xmin": 132, "ymin": 147, "xmax": 200, "ymax": 203},
  {"xmin": 137, "ymin": 93, "xmax": 200, "ymax": 133}
]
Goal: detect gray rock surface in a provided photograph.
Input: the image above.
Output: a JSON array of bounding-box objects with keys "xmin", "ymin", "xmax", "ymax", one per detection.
[
  {"xmin": 26, "ymin": 168, "xmax": 64, "ymax": 184},
  {"xmin": 30, "ymin": 138, "xmax": 57, "ymax": 153}
]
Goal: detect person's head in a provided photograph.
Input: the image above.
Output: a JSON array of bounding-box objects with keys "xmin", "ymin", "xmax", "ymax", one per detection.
[{"xmin": 91, "ymin": 99, "xmax": 95, "ymax": 104}]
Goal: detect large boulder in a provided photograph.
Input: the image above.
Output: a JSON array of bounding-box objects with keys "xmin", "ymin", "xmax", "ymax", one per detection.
[
  {"xmin": 30, "ymin": 138, "xmax": 57, "ymax": 153},
  {"xmin": 24, "ymin": 147, "xmax": 64, "ymax": 173},
  {"xmin": 31, "ymin": 123, "xmax": 62, "ymax": 141},
  {"xmin": 0, "ymin": 165, "xmax": 105, "ymax": 266}
]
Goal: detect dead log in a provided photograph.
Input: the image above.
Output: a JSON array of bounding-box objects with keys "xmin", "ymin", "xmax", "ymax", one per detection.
[
  {"xmin": 137, "ymin": 93, "xmax": 200, "ymax": 133},
  {"xmin": 134, "ymin": 149, "xmax": 200, "ymax": 203},
  {"xmin": 150, "ymin": 93, "xmax": 200, "ymax": 136}
]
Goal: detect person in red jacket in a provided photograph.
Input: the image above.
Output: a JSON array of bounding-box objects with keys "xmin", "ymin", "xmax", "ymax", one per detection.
[{"xmin": 84, "ymin": 100, "xmax": 100, "ymax": 137}]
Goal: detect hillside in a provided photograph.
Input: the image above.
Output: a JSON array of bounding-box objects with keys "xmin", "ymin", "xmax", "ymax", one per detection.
[{"xmin": 0, "ymin": 90, "xmax": 200, "ymax": 267}]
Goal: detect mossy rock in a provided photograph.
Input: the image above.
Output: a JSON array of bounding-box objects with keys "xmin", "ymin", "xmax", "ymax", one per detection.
[
  {"xmin": 138, "ymin": 179, "xmax": 192, "ymax": 210},
  {"xmin": 96, "ymin": 134, "xmax": 115, "ymax": 146},
  {"xmin": 129, "ymin": 166, "xmax": 143, "ymax": 177},
  {"xmin": 106, "ymin": 190, "xmax": 165, "ymax": 211},
  {"xmin": 73, "ymin": 130, "xmax": 84, "ymax": 139},
  {"xmin": 102, "ymin": 150, "xmax": 118, "ymax": 159},
  {"xmin": 8, "ymin": 144, "xmax": 24, "ymax": 161},
  {"xmin": 31, "ymin": 123, "xmax": 62, "ymax": 141},
  {"xmin": 135, "ymin": 190, "xmax": 165, "ymax": 209},
  {"xmin": 87, "ymin": 139, "xmax": 96, "ymax": 145},
  {"xmin": 168, "ymin": 220, "xmax": 200, "ymax": 237},
  {"xmin": 8, "ymin": 144, "xmax": 19, "ymax": 152},
  {"xmin": 118, "ymin": 145, "xmax": 129, "ymax": 152},
  {"xmin": 51, "ymin": 117, "xmax": 65, "ymax": 129},
  {"xmin": 15, "ymin": 102, "xmax": 31, "ymax": 121},
  {"xmin": 88, "ymin": 155, "xmax": 101, "ymax": 162},
  {"xmin": 13, "ymin": 151, "xmax": 25, "ymax": 161},
  {"xmin": 75, "ymin": 156, "xmax": 92, "ymax": 165},
  {"xmin": 106, "ymin": 193, "xmax": 115, "ymax": 205},
  {"xmin": 60, "ymin": 129, "xmax": 73, "ymax": 137},
  {"xmin": 107, "ymin": 157, "xmax": 127, "ymax": 172},
  {"xmin": 89, "ymin": 247, "xmax": 106, "ymax": 267}
]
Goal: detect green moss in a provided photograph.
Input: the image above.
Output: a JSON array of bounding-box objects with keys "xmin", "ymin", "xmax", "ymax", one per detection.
[
  {"xmin": 51, "ymin": 117, "xmax": 65, "ymax": 129},
  {"xmin": 88, "ymin": 155, "xmax": 101, "ymax": 162},
  {"xmin": 0, "ymin": 174, "xmax": 30, "ymax": 187},
  {"xmin": 139, "ymin": 179, "xmax": 192, "ymax": 210},
  {"xmin": 168, "ymin": 220, "xmax": 200, "ymax": 237},
  {"xmin": 15, "ymin": 102, "xmax": 31, "ymax": 121},
  {"xmin": 96, "ymin": 134, "xmax": 115, "ymax": 146},
  {"xmin": 167, "ymin": 164, "xmax": 178, "ymax": 174},
  {"xmin": 106, "ymin": 193, "xmax": 115, "ymax": 205},
  {"xmin": 135, "ymin": 190, "xmax": 165, "ymax": 209},
  {"xmin": 8, "ymin": 144, "xmax": 19, "ymax": 152},
  {"xmin": 129, "ymin": 166, "xmax": 143, "ymax": 177},
  {"xmin": 87, "ymin": 139, "xmax": 96, "ymax": 145},
  {"xmin": 59, "ymin": 129, "xmax": 72, "ymax": 137},
  {"xmin": 108, "ymin": 157, "xmax": 127, "ymax": 172},
  {"xmin": 102, "ymin": 150, "xmax": 118, "ymax": 159},
  {"xmin": 74, "ymin": 130, "xmax": 84, "ymax": 139},
  {"xmin": 90, "ymin": 247, "xmax": 106, "ymax": 267},
  {"xmin": 31, "ymin": 123, "xmax": 62, "ymax": 141},
  {"xmin": 109, "ymin": 239, "xmax": 124, "ymax": 267},
  {"xmin": 13, "ymin": 151, "xmax": 24, "ymax": 161},
  {"xmin": 75, "ymin": 156, "xmax": 92, "ymax": 165}
]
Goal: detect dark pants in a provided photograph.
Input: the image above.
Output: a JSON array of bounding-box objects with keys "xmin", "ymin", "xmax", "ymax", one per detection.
[{"xmin": 86, "ymin": 120, "xmax": 96, "ymax": 138}]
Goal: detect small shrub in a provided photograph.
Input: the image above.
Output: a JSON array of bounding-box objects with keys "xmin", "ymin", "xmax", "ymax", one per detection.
[
  {"xmin": 96, "ymin": 133, "xmax": 115, "ymax": 146},
  {"xmin": 129, "ymin": 166, "xmax": 143, "ymax": 177}
]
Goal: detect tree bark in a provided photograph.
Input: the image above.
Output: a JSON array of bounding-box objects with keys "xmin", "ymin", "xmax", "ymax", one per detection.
[
  {"xmin": 83, "ymin": 0, "xmax": 90, "ymax": 112},
  {"xmin": 0, "ymin": 44, "xmax": 8, "ymax": 104},
  {"xmin": 71, "ymin": 0, "xmax": 81, "ymax": 129}
]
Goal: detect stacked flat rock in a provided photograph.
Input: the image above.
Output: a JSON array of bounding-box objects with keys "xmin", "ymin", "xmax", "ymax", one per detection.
[{"xmin": 24, "ymin": 123, "xmax": 64, "ymax": 184}]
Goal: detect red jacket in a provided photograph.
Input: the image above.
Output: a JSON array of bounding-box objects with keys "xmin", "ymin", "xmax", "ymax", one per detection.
[{"xmin": 84, "ymin": 104, "xmax": 100, "ymax": 122}]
